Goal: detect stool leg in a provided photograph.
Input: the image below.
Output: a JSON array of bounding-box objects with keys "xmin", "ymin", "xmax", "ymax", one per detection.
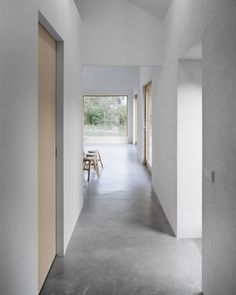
[
  {"xmin": 87, "ymin": 160, "xmax": 91, "ymax": 181},
  {"xmin": 99, "ymin": 152, "xmax": 103, "ymax": 168},
  {"xmin": 95, "ymin": 159, "xmax": 99, "ymax": 176}
]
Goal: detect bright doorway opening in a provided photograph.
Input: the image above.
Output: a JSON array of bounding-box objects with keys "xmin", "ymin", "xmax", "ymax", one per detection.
[
  {"xmin": 144, "ymin": 82, "xmax": 152, "ymax": 171},
  {"xmin": 177, "ymin": 59, "xmax": 202, "ymax": 239}
]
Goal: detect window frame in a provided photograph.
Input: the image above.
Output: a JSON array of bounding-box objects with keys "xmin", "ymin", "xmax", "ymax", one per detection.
[{"xmin": 83, "ymin": 94, "xmax": 129, "ymax": 138}]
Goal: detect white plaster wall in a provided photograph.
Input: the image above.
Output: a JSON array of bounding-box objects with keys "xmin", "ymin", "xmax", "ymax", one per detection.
[
  {"xmin": 203, "ymin": 1, "xmax": 236, "ymax": 294},
  {"xmin": 83, "ymin": 66, "xmax": 140, "ymax": 143},
  {"xmin": 79, "ymin": 0, "xmax": 164, "ymax": 65},
  {"xmin": 177, "ymin": 60, "xmax": 202, "ymax": 238},
  {"xmin": 152, "ymin": 0, "xmax": 205, "ymax": 234},
  {"xmin": 83, "ymin": 66, "xmax": 139, "ymax": 90},
  {"xmin": 0, "ymin": 1, "xmax": 83, "ymax": 294}
]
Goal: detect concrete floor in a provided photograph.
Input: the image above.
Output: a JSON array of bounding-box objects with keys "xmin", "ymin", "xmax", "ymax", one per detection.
[{"xmin": 41, "ymin": 144, "xmax": 202, "ymax": 295}]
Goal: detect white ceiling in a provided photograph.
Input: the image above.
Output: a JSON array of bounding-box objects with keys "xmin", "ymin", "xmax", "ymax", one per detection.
[
  {"xmin": 125, "ymin": 0, "xmax": 173, "ymax": 20},
  {"xmin": 180, "ymin": 42, "xmax": 202, "ymax": 60},
  {"xmin": 76, "ymin": 0, "xmax": 173, "ymax": 21}
]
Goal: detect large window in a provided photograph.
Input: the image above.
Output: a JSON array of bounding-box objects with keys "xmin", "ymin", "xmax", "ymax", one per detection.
[{"xmin": 84, "ymin": 95, "xmax": 128, "ymax": 137}]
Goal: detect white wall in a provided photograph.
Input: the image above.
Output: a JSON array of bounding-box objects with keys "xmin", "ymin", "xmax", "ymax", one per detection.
[
  {"xmin": 203, "ymin": 1, "xmax": 236, "ymax": 294},
  {"xmin": 177, "ymin": 60, "xmax": 202, "ymax": 238},
  {"xmin": 79, "ymin": 0, "xmax": 164, "ymax": 66},
  {"xmin": 0, "ymin": 1, "xmax": 83, "ymax": 294},
  {"xmin": 152, "ymin": 0, "xmax": 205, "ymax": 234},
  {"xmin": 83, "ymin": 66, "xmax": 139, "ymax": 90},
  {"xmin": 83, "ymin": 66, "xmax": 140, "ymax": 143}
]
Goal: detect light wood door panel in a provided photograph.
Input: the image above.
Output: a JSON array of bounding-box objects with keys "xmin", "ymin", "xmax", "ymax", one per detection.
[
  {"xmin": 133, "ymin": 95, "xmax": 138, "ymax": 145},
  {"xmin": 38, "ymin": 24, "xmax": 56, "ymax": 292},
  {"xmin": 145, "ymin": 82, "xmax": 152, "ymax": 170}
]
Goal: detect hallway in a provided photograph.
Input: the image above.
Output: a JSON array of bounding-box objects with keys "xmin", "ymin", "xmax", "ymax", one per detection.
[{"xmin": 41, "ymin": 145, "xmax": 201, "ymax": 295}]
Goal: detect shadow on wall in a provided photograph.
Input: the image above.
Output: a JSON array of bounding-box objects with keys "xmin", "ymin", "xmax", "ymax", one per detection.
[
  {"xmin": 151, "ymin": 190, "xmax": 176, "ymax": 237},
  {"xmin": 126, "ymin": 189, "xmax": 176, "ymax": 237}
]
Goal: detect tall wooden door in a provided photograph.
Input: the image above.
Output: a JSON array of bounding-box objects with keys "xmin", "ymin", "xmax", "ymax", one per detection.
[
  {"xmin": 133, "ymin": 95, "xmax": 138, "ymax": 145},
  {"xmin": 144, "ymin": 82, "xmax": 152, "ymax": 170},
  {"xmin": 38, "ymin": 24, "xmax": 56, "ymax": 292}
]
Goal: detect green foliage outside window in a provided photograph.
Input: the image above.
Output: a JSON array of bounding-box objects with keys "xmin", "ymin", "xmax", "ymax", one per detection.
[{"xmin": 84, "ymin": 96, "xmax": 128, "ymax": 137}]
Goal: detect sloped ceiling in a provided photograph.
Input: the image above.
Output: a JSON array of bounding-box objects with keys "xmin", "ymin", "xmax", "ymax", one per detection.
[
  {"xmin": 180, "ymin": 42, "xmax": 202, "ymax": 60},
  {"xmin": 125, "ymin": 0, "xmax": 172, "ymax": 20},
  {"xmin": 76, "ymin": 0, "xmax": 172, "ymax": 21}
]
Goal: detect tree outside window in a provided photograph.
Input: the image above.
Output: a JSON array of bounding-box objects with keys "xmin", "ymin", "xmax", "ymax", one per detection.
[{"xmin": 84, "ymin": 96, "xmax": 128, "ymax": 137}]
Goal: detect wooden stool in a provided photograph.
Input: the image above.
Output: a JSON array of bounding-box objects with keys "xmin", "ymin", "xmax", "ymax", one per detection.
[
  {"xmin": 83, "ymin": 155, "xmax": 99, "ymax": 181},
  {"xmin": 87, "ymin": 150, "xmax": 103, "ymax": 168}
]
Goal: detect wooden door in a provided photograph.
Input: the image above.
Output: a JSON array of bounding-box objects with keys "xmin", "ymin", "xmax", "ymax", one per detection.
[
  {"xmin": 38, "ymin": 24, "xmax": 56, "ymax": 292},
  {"xmin": 145, "ymin": 82, "xmax": 152, "ymax": 170},
  {"xmin": 133, "ymin": 95, "xmax": 138, "ymax": 145}
]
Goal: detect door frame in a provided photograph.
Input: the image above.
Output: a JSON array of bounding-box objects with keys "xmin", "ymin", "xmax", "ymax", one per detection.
[
  {"xmin": 133, "ymin": 94, "xmax": 138, "ymax": 145},
  {"xmin": 144, "ymin": 81, "xmax": 152, "ymax": 172},
  {"xmin": 38, "ymin": 12, "xmax": 64, "ymax": 256}
]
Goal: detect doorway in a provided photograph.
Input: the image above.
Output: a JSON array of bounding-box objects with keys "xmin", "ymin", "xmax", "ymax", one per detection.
[
  {"xmin": 144, "ymin": 82, "xmax": 152, "ymax": 171},
  {"xmin": 38, "ymin": 24, "xmax": 56, "ymax": 292},
  {"xmin": 177, "ymin": 59, "xmax": 202, "ymax": 239},
  {"xmin": 133, "ymin": 94, "xmax": 138, "ymax": 145}
]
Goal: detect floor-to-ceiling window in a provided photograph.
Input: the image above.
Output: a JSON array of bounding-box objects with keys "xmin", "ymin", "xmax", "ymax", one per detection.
[{"xmin": 145, "ymin": 83, "xmax": 152, "ymax": 170}]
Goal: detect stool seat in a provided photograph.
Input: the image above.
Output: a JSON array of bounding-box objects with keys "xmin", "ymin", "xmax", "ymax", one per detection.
[{"xmin": 87, "ymin": 150, "xmax": 103, "ymax": 168}]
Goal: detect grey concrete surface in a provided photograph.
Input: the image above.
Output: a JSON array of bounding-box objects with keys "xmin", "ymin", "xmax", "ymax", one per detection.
[
  {"xmin": 40, "ymin": 144, "xmax": 202, "ymax": 295},
  {"xmin": 203, "ymin": 2, "xmax": 236, "ymax": 294}
]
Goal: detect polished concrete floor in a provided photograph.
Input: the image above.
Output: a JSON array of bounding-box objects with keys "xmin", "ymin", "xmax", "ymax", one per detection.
[{"xmin": 41, "ymin": 144, "xmax": 202, "ymax": 295}]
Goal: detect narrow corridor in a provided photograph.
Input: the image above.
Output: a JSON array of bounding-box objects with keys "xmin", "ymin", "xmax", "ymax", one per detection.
[{"xmin": 41, "ymin": 145, "xmax": 201, "ymax": 295}]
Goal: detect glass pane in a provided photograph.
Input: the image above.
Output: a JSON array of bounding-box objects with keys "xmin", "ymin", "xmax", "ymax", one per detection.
[{"xmin": 84, "ymin": 96, "xmax": 128, "ymax": 137}]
